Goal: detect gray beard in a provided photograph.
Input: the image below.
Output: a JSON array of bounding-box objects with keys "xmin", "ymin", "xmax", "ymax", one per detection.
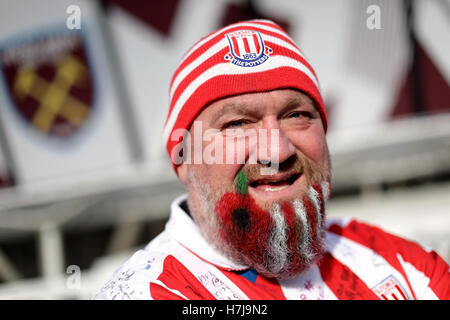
[
  {"xmin": 187, "ymin": 172, "xmax": 330, "ymax": 279},
  {"xmin": 262, "ymin": 183, "xmax": 329, "ymax": 278}
]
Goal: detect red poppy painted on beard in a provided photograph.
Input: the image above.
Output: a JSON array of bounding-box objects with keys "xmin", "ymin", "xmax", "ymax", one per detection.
[
  {"xmin": 214, "ymin": 192, "xmax": 273, "ymax": 267},
  {"xmin": 214, "ymin": 182, "xmax": 328, "ymax": 278}
]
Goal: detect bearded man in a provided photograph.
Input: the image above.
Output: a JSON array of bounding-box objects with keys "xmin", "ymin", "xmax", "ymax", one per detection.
[{"xmin": 94, "ymin": 20, "xmax": 449, "ymax": 300}]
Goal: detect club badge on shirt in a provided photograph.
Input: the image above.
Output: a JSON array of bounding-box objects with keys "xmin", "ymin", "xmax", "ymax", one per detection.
[{"xmin": 372, "ymin": 275, "xmax": 410, "ymax": 300}]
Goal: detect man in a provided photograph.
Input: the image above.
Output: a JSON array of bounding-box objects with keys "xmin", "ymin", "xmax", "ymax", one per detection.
[{"xmin": 94, "ymin": 20, "xmax": 449, "ymax": 300}]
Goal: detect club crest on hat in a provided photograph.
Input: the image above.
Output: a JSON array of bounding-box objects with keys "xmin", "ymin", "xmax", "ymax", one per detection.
[{"xmin": 224, "ymin": 30, "xmax": 272, "ymax": 67}]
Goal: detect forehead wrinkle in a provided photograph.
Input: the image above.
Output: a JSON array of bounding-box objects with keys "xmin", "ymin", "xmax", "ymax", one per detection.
[
  {"xmin": 208, "ymin": 90, "xmax": 318, "ymax": 125},
  {"xmin": 210, "ymin": 101, "xmax": 262, "ymax": 125},
  {"xmin": 279, "ymin": 94, "xmax": 319, "ymax": 115}
]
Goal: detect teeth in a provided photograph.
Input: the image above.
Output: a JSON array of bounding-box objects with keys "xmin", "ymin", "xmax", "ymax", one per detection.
[
  {"xmin": 264, "ymin": 185, "xmax": 289, "ymax": 192},
  {"xmin": 250, "ymin": 173, "xmax": 300, "ymax": 188}
]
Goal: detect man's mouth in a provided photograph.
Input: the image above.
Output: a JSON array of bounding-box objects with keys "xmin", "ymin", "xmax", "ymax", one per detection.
[{"xmin": 248, "ymin": 173, "xmax": 301, "ymax": 192}]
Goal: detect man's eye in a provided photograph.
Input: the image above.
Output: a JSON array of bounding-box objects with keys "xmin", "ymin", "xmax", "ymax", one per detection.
[
  {"xmin": 287, "ymin": 111, "xmax": 312, "ymax": 119},
  {"xmin": 222, "ymin": 120, "xmax": 247, "ymax": 129}
]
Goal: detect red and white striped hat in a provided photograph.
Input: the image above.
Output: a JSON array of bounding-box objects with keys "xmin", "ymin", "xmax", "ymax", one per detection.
[{"xmin": 164, "ymin": 19, "xmax": 327, "ymax": 165}]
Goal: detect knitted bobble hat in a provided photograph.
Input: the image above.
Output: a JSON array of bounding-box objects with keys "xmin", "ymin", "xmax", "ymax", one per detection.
[{"xmin": 163, "ymin": 19, "xmax": 327, "ymax": 167}]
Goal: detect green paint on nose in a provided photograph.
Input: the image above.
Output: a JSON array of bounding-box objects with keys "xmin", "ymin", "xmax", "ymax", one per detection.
[{"xmin": 236, "ymin": 171, "xmax": 248, "ymax": 195}]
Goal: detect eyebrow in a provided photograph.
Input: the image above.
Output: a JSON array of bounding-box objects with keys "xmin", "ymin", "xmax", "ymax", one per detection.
[
  {"xmin": 280, "ymin": 96, "xmax": 309, "ymax": 114},
  {"xmin": 210, "ymin": 95, "xmax": 317, "ymax": 125},
  {"xmin": 210, "ymin": 102, "xmax": 257, "ymax": 124}
]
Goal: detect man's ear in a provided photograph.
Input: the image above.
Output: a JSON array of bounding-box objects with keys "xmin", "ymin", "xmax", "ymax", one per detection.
[{"xmin": 177, "ymin": 162, "xmax": 188, "ymax": 185}]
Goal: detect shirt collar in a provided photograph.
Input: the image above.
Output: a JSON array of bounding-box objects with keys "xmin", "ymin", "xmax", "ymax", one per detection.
[{"xmin": 165, "ymin": 194, "xmax": 248, "ymax": 271}]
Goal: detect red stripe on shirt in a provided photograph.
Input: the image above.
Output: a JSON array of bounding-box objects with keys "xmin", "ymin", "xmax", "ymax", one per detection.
[
  {"xmin": 395, "ymin": 285, "xmax": 408, "ymax": 300},
  {"xmin": 387, "ymin": 232, "xmax": 450, "ymax": 299},
  {"xmin": 327, "ymin": 221, "xmax": 417, "ymax": 299},
  {"xmin": 149, "ymin": 283, "xmax": 185, "ymax": 300},
  {"xmin": 319, "ymin": 252, "xmax": 379, "ymax": 300},
  {"xmin": 220, "ymin": 269, "xmax": 286, "ymax": 300},
  {"xmin": 327, "ymin": 220, "xmax": 450, "ymax": 299},
  {"xmin": 153, "ymin": 255, "xmax": 216, "ymax": 300}
]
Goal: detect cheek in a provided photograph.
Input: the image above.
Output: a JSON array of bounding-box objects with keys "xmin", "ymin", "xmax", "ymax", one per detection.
[
  {"xmin": 189, "ymin": 163, "xmax": 240, "ymax": 190},
  {"xmin": 287, "ymin": 128, "xmax": 328, "ymax": 165},
  {"xmin": 195, "ymin": 133, "xmax": 244, "ymax": 180}
]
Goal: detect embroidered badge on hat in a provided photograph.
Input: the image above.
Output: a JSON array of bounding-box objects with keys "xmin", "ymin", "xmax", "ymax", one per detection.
[{"xmin": 224, "ymin": 30, "xmax": 272, "ymax": 67}]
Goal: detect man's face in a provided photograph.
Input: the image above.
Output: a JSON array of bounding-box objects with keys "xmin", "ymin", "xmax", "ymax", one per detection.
[{"xmin": 178, "ymin": 88, "xmax": 331, "ymax": 278}]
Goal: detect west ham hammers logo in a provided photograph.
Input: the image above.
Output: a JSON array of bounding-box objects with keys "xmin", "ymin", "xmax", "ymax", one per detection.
[
  {"xmin": 224, "ymin": 30, "xmax": 272, "ymax": 67},
  {"xmin": 0, "ymin": 32, "xmax": 94, "ymax": 139}
]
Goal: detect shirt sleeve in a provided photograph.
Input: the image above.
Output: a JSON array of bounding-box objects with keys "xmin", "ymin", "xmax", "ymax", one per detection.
[
  {"xmin": 327, "ymin": 218, "xmax": 450, "ymax": 300},
  {"xmin": 387, "ymin": 231, "xmax": 450, "ymax": 299}
]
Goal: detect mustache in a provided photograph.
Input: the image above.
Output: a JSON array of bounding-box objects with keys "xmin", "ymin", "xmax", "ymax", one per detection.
[{"xmin": 234, "ymin": 153, "xmax": 326, "ymax": 191}]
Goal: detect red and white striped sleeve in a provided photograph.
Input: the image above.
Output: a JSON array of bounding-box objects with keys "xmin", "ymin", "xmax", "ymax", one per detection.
[
  {"xmin": 327, "ymin": 219, "xmax": 450, "ymax": 300},
  {"xmin": 386, "ymin": 231, "xmax": 450, "ymax": 299},
  {"xmin": 149, "ymin": 255, "xmax": 216, "ymax": 300}
]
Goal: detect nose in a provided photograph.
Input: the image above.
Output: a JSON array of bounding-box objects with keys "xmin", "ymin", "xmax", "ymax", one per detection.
[{"xmin": 252, "ymin": 116, "xmax": 296, "ymax": 171}]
